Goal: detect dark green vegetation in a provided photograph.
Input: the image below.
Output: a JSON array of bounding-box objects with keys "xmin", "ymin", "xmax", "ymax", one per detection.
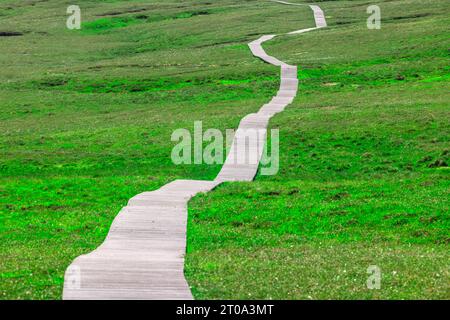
[{"xmin": 0, "ymin": 0, "xmax": 448, "ymax": 299}]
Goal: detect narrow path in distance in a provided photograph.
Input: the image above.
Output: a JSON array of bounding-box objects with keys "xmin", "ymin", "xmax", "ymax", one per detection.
[{"xmin": 63, "ymin": 3, "xmax": 327, "ymax": 300}]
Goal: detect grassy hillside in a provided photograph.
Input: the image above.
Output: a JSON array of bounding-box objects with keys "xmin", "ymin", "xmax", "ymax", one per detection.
[
  {"xmin": 0, "ymin": 0, "xmax": 314, "ymax": 299},
  {"xmin": 0, "ymin": 0, "xmax": 448, "ymax": 299},
  {"xmin": 185, "ymin": 0, "xmax": 449, "ymax": 299}
]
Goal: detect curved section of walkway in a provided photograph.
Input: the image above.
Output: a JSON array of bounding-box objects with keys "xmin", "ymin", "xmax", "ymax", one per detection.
[{"xmin": 63, "ymin": 3, "xmax": 327, "ymax": 300}]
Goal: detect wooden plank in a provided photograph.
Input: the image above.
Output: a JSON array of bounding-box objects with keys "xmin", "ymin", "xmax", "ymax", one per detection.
[{"xmin": 63, "ymin": 3, "xmax": 327, "ymax": 300}]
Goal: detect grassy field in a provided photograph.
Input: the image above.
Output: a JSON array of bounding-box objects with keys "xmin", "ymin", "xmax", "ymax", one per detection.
[
  {"xmin": 185, "ymin": 0, "xmax": 449, "ymax": 299},
  {"xmin": 0, "ymin": 0, "xmax": 448, "ymax": 299}
]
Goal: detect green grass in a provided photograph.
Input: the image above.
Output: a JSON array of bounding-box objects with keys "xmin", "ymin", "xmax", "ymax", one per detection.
[
  {"xmin": 187, "ymin": 244, "xmax": 448, "ymax": 299},
  {"xmin": 185, "ymin": 0, "xmax": 450, "ymax": 300},
  {"xmin": 80, "ymin": 9, "xmax": 220, "ymax": 34},
  {"xmin": 0, "ymin": 0, "xmax": 312, "ymax": 299},
  {"xmin": 82, "ymin": 16, "xmax": 142, "ymax": 33},
  {"xmin": 0, "ymin": 0, "xmax": 449, "ymax": 299}
]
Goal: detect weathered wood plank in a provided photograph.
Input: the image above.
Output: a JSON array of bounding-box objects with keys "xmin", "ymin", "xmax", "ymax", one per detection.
[{"xmin": 63, "ymin": 4, "xmax": 327, "ymax": 300}]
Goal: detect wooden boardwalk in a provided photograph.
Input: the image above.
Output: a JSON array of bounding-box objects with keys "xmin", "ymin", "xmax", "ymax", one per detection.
[{"xmin": 63, "ymin": 4, "xmax": 327, "ymax": 300}]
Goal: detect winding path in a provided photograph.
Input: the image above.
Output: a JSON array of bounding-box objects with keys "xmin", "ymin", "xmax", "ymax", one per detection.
[{"xmin": 63, "ymin": 3, "xmax": 327, "ymax": 300}]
